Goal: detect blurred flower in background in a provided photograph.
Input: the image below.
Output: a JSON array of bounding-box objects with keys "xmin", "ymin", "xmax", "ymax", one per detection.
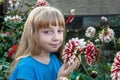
[
  {"xmin": 101, "ymin": 16, "xmax": 108, "ymax": 22},
  {"xmin": 36, "ymin": 0, "xmax": 49, "ymax": 6},
  {"xmin": 8, "ymin": 0, "xmax": 20, "ymax": 8},
  {"xmin": 90, "ymin": 70, "xmax": 98, "ymax": 78},
  {"xmin": 7, "ymin": 44, "xmax": 18, "ymax": 58},
  {"xmin": 111, "ymin": 51, "xmax": 120, "ymax": 80},
  {"xmin": 4, "ymin": 15, "xmax": 22, "ymax": 22},
  {"xmin": 85, "ymin": 26, "xmax": 96, "ymax": 38},
  {"xmin": 99, "ymin": 27, "xmax": 114, "ymax": 43}
]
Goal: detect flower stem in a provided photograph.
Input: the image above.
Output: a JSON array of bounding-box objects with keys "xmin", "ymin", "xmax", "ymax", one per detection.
[
  {"xmin": 113, "ymin": 38, "xmax": 117, "ymax": 52},
  {"xmin": 81, "ymin": 59, "xmax": 93, "ymax": 80},
  {"xmin": 101, "ymin": 42, "xmax": 106, "ymax": 80}
]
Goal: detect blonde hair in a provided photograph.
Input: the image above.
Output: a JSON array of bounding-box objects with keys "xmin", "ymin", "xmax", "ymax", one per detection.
[{"xmin": 10, "ymin": 6, "xmax": 65, "ymax": 74}]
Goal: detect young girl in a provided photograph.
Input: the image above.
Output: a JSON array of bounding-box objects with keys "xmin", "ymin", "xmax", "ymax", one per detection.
[{"xmin": 10, "ymin": 6, "xmax": 80, "ymax": 80}]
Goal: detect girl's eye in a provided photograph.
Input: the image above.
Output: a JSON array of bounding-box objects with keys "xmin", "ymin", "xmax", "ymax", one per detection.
[
  {"xmin": 58, "ymin": 29, "xmax": 63, "ymax": 33},
  {"xmin": 44, "ymin": 31, "xmax": 49, "ymax": 33},
  {"xmin": 43, "ymin": 30, "xmax": 52, "ymax": 34}
]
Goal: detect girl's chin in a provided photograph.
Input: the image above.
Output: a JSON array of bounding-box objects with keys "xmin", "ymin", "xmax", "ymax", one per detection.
[
  {"xmin": 51, "ymin": 50, "xmax": 58, "ymax": 52},
  {"xmin": 51, "ymin": 49, "xmax": 58, "ymax": 52}
]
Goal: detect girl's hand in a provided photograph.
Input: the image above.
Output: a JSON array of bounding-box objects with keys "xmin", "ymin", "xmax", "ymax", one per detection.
[{"xmin": 57, "ymin": 58, "xmax": 81, "ymax": 80}]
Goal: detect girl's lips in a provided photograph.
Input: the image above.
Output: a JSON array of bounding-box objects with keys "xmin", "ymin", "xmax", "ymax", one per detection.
[{"xmin": 50, "ymin": 44, "xmax": 59, "ymax": 48}]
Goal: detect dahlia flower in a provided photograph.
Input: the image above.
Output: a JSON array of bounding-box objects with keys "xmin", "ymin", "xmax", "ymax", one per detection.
[
  {"xmin": 85, "ymin": 26, "xmax": 96, "ymax": 38},
  {"xmin": 4, "ymin": 16, "xmax": 12, "ymax": 22},
  {"xmin": 90, "ymin": 70, "xmax": 98, "ymax": 78},
  {"xmin": 4, "ymin": 15, "xmax": 22, "ymax": 22},
  {"xmin": 101, "ymin": 16, "xmax": 108, "ymax": 22},
  {"xmin": 62, "ymin": 38, "xmax": 86, "ymax": 66},
  {"xmin": 111, "ymin": 51, "xmax": 120, "ymax": 80},
  {"xmin": 36, "ymin": 0, "xmax": 49, "ymax": 6},
  {"xmin": 11, "ymin": 15, "xmax": 22, "ymax": 22},
  {"xmin": 0, "ymin": 32, "xmax": 11, "ymax": 37},
  {"xmin": 9, "ymin": 0, "xmax": 20, "ymax": 8},
  {"xmin": 99, "ymin": 28, "xmax": 114, "ymax": 43},
  {"xmin": 7, "ymin": 44, "xmax": 18, "ymax": 58},
  {"xmin": 85, "ymin": 42, "xmax": 100, "ymax": 66}
]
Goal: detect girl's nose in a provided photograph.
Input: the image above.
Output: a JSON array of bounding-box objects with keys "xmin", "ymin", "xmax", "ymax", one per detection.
[{"xmin": 52, "ymin": 33, "xmax": 59, "ymax": 41}]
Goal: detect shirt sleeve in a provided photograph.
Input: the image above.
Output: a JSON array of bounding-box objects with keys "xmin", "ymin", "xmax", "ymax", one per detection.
[
  {"xmin": 10, "ymin": 62, "xmax": 36, "ymax": 80},
  {"xmin": 16, "ymin": 64, "xmax": 35, "ymax": 80}
]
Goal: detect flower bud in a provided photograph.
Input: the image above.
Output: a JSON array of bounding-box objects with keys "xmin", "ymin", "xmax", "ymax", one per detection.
[{"xmin": 90, "ymin": 70, "xmax": 98, "ymax": 78}]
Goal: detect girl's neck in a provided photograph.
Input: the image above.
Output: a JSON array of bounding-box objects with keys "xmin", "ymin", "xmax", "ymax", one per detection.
[
  {"xmin": 39, "ymin": 52, "xmax": 50, "ymax": 57},
  {"xmin": 33, "ymin": 52, "xmax": 51, "ymax": 64}
]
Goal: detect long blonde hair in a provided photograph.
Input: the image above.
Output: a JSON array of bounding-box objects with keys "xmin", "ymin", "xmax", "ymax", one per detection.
[{"xmin": 10, "ymin": 6, "xmax": 65, "ymax": 74}]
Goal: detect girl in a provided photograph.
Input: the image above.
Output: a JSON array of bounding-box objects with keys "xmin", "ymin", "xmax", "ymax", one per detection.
[{"xmin": 10, "ymin": 6, "xmax": 80, "ymax": 80}]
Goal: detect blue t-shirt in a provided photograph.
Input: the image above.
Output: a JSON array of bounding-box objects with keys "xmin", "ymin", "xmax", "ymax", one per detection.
[{"xmin": 10, "ymin": 53, "xmax": 62, "ymax": 80}]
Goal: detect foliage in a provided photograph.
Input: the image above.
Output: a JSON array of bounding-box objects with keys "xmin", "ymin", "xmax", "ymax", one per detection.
[
  {"xmin": 0, "ymin": 0, "xmax": 35, "ymax": 79},
  {"xmin": 0, "ymin": 0, "xmax": 5, "ymax": 4},
  {"xmin": 64, "ymin": 16, "xmax": 120, "ymax": 80}
]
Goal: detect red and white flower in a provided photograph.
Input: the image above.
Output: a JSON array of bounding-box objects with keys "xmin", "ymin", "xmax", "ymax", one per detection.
[
  {"xmin": 111, "ymin": 51, "xmax": 120, "ymax": 80},
  {"xmin": 62, "ymin": 38, "xmax": 86, "ymax": 66},
  {"xmin": 99, "ymin": 28, "xmax": 114, "ymax": 43},
  {"xmin": 36, "ymin": 0, "xmax": 49, "ymax": 6},
  {"xmin": 85, "ymin": 42, "xmax": 100, "ymax": 66},
  {"xmin": 85, "ymin": 26, "xmax": 96, "ymax": 38}
]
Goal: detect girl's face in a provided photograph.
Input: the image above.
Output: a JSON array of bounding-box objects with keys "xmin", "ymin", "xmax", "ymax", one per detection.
[{"xmin": 38, "ymin": 25, "xmax": 64, "ymax": 54}]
